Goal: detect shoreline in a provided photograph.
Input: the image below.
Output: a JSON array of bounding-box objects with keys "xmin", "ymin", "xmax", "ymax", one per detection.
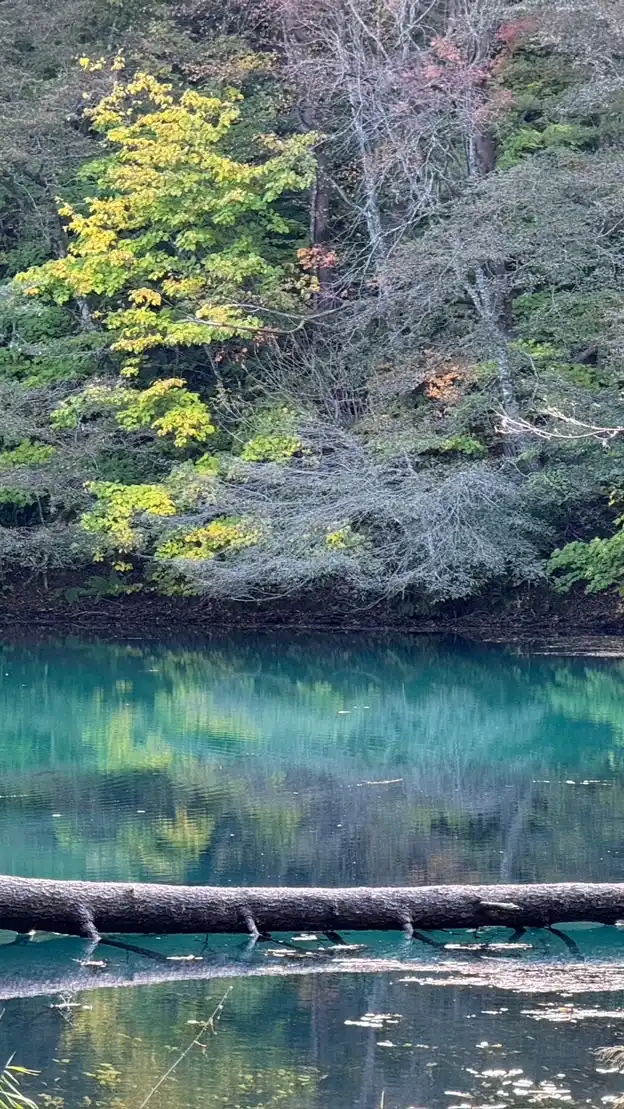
[{"xmin": 0, "ymin": 588, "xmax": 623, "ymax": 653}]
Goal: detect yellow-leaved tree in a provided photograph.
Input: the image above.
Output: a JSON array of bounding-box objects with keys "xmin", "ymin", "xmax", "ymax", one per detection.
[
  {"xmin": 14, "ymin": 69, "xmax": 317, "ymax": 569},
  {"xmin": 17, "ymin": 71, "xmax": 317, "ymax": 365}
]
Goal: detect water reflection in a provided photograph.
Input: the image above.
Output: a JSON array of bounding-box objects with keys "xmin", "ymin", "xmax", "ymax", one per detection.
[
  {"xmin": 0, "ymin": 634, "xmax": 623, "ymax": 886},
  {"xmin": 1, "ymin": 634, "xmax": 624, "ymax": 1108},
  {"xmin": 4, "ymin": 962, "xmax": 624, "ymax": 1109}
]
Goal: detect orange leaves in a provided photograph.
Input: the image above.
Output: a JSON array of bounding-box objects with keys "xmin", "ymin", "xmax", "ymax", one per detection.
[
  {"xmin": 423, "ymin": 354, "xmax": 474, "ymax": 406},
  {"xmin": 297, "ymin": 245, "xmax": 338, "ymax": 272},
  {"xmin": 367, "ymin": 351, "xmax": 475, "ymax": 408},
  {"xmin": 424, "ymin": 371, "xmax": 464, "ymax": 403}
]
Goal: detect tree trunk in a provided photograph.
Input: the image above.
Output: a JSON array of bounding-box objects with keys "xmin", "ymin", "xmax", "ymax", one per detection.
[
  {"xmin": 2, "ymin": 877, "xmax": 624, "ymax": 940},
  {"xmin": 470, "ymin": 265, "xmax": 527, "ymax": 456},
  {"xmin": 309, "ymin": 157, "xmax": 335, "ymax": 304}
]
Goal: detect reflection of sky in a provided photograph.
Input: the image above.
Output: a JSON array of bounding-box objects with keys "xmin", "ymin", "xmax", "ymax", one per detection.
[{"xmin": 0, "ymin": 635, "xmax": 622, "ymax": 886}]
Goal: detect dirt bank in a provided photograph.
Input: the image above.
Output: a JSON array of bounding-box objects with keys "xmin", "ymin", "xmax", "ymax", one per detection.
[{"xmin": 0, "ymin": 578, "xmax": 621, "ymax": 646}]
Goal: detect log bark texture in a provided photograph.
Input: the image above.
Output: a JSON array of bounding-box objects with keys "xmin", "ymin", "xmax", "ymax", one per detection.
[{"xmin": 2, "ymin": 877, "xmax": 624, "ymax": 939}]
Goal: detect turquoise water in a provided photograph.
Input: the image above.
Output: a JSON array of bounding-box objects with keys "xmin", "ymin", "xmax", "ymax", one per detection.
[{"xmin": 1, "ymin": 634, "xmax": 624, "ymax": 1108}]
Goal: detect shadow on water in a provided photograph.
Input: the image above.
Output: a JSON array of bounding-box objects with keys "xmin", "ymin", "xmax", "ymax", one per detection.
[{"xmin": 2, "ymin": 634, "xmax": 624, "ymax": 1107}]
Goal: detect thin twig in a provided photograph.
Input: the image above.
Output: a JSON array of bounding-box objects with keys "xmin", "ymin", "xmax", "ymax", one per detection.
[
  {"xmin": 499, "ymin": 409, "xmax": 624, "ymax": 442},
  {"xmin": 136, "ymin": 986, "xmax": 233, "ymax": 1109}
]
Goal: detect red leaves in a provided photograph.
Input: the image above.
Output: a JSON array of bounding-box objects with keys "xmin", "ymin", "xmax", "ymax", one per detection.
[
  {"xmin": 496, "ymin": 18, "xmax": 539, "ymax": 51},
  {"xmin": 430, "ymin": 35, "xmax": 465, "ymax": 66}
]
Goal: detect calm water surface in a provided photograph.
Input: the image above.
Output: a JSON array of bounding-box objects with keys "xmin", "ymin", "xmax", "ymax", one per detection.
[{"xmin": 2, "ymin": 633, "xmax": 624, "ymax": 1109}]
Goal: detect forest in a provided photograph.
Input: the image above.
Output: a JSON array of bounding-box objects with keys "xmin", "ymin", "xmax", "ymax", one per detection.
[{"xmin": 2, "ymin": 0, "xmax": 624, "ymax": 618}]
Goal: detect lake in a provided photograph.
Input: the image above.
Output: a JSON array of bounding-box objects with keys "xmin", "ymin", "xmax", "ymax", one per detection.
[{"xmin": 1, "ymin": 632, "xmax": 624, "ymax": 1109}]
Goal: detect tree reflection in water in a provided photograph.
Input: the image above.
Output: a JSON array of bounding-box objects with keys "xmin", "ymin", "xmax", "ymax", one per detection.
[{"xmin": 1, "ymin": 634, "xmax": 624, "ymax": 1108}]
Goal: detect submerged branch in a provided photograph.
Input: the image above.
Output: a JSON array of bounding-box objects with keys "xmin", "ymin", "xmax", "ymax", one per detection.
[{"xmin": 0, "ymin": 939, "xmax": 623, "ymax": 1002}]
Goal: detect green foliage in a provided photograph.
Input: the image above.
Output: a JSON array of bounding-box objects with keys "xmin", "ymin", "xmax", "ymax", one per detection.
[
  {"xmin": 156, "ymin": 517, "xmax": 260, "ymax": 560},
  {"xmin": 497, "ymin": 122, "xmax": 597, "ymax": 169},
  {"xmin": 325, "ymin": 525, "xmax": 362, "ymax": 550},
  {"xmin": 549, "ymin": 517, "xmax": 624, "ymax": 594},
  {"xmin": 147, "ymin": 564, "xmax": 201, "ymax": 596},
  {"xmin": 0, "ymin": 303, "xmax": 73, "ymax": 345},
  {"xmin": 0, "ymin": 441, "xmax": 55, "ymax": 467},
  {"xmin": 87, "ymin": 447, "xmax": 163, "ymax": 485},
  {"xmin": 0, "ymin": 1058, "xmax": 38, "ymax": 1109},
  {"xmin": 64, "ymin": 571, "xmax": 143, "ymax": 601},
  {"xmin": 16, "ymin": 72, "xmax": 316, "ymax": 362},
  {"xmin": 81, "ymin": 481, "xmax": 177, "ymax": 553},
  {"xmin": 0, "ymin": 67, "xmax": 318, "ymax": 587},
  {"xmin": 0, "ymin": 0, "xmax": 624, "ymax": 610},
  {"xmin": 512, "ymin": 292, "xmax": 616, "ymax": 380},
  {"xmin": 0, "ymin": 298, "xmax": 106, "ymax": 386},
  {"xmin": 0, "ymin": 489, "xmax": 37, "ymax": 507},
  {"xmin": 0, "ymin": 243, "xmax": 52, "ymax": 282},
  {"xmin": 116, "ymin": 379, "xmax": 215, "ymax": 447},
  {"xmin": 373, "ymin": 431, "xmax": 488, "ymax": 459},
  {"xmin": 436, "ymin": 435, "xmax": 487, "ymax": 457},
  {"xmin": 240, "ymin": 406, "xmax": 305, "ymax": 462},
  {"xmin": 510, "ymin": 339, "xmax": 604, "ymax": 389},
  {"xmin": 0, "ymin": 335, "xmax": 105, "ymax": 388},
  {"xmin": 195, "ymin": 453, "xmax": 222, "ymax": 476},
  {"xmin": 241, "ymin": 433, "xmax": 302, "ymax": 462},
  {"xmin": 52, "ymin": 379, "xmax": 215, "ymax": 447}
]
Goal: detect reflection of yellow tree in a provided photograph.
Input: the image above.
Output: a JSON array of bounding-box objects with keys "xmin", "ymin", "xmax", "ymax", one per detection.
[
  {"xmin": 54, "ymin": 805, "xmax": 216, "ymax": 883},
  {"xmin": 14, "ymin": 635, "xmax": 624, "ymax": 891},
  {"xmin": 250, "ymin": 805, "xmax": 302, "ymax": 857},
  {"xmin": 114, "ymin": 806, "xmax": 216, "ymax": 882},
  {"xmin": 82, "ymin": 706, "xmax": 173, "ymax": 772},
  {"xmin": 154, "ymin": 685, "xmax": 259, "ymax": 745},
  {"xmin": 0, "ymin": 636, "xmax": 557, "ymax": 781},
  {"xmin": 61, "ymin": 984, "xmax": 320, "ymax": 1109},
  {"xmin": 83, "ymin": 687, "xmax": 260, "ymax": 771}
]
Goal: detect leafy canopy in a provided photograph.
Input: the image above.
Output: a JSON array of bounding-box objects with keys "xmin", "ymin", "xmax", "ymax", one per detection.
[
  {"xmin": 10, "ymin": 68, "xmax": 318, "ymax": 569},
  {"xmin": 51, "ymin": 378, "xmax": 215, "ymax": 447},
  {"xmin": 82, "ymin": 481, "xmax": 177, "ymax": 554},
  {"xmin": 156, "ymin": 518, "xmax": 260, "ymax": 561},
  {"xmin": 16, "ymin": 71, "xmax": 317, "ymax": 366},
  {"xmin": 549, "ymin": 513, "xmax": 624, "ymax": 595}
]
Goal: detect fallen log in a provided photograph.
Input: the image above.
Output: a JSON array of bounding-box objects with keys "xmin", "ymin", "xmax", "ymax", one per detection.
[{"xmin": 2, "ymin": 876, "xmax": 624, "ymax": 940}]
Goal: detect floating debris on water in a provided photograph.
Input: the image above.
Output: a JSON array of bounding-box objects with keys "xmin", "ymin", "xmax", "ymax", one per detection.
[
  {"xmin": 522, "ymin": 1006, "xmax": 624, "ymax": 1022},
  {"xmin": 357, "ymin": 778, "xmax": 404, "ymax": 786},
  {"xmin": 345, "ymin": 1012, "xmax": 402, "ymax": 1029}
]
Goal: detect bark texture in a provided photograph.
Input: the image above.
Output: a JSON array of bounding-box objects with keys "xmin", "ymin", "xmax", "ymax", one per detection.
[{"xmin": 2, "ymin": 877, "xmax": 624, "ymax": 939}]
